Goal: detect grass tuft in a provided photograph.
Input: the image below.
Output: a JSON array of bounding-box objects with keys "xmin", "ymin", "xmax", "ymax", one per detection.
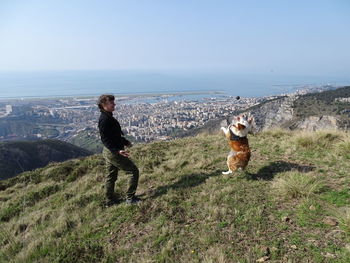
[
  {"xmin": 271, "ymin": 172, "xmax": 324, "ymax": 200},
  {"xmin": 294, "ymin": 130, "xmax": 343, "ymax": 150}
]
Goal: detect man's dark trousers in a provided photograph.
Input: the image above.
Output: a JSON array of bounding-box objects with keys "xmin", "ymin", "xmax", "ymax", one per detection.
[{"xmin": 102, "ymin": 147, "xmax": 139, "ymax": 201}]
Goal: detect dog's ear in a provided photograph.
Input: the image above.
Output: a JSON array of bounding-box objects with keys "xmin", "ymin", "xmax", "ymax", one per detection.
[{"xmin": 236, "ymin": 116, "xmax": 240, "ymax": 121}]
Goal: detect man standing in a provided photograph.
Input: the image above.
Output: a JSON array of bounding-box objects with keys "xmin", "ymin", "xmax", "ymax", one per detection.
[{"xmin": 97, "ymin": 94, "xmax": 141, "ymax": 206}]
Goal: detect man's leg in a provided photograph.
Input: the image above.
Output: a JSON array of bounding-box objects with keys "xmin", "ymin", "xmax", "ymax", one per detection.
[
  {"xmin": 104, "ymin": 149, "xmax": 139, "ymax": 199},
  {"xmin": 105, "ymin": 162, "xmax": 118, "ymax": 201},
  {"xmin": 124, "ymin": 159, "xmax": 139, "ymax": 200},
  {"xmin": 116, "ymin": 155, "xmax": 139, "ymax": 200},
  {"xmin": 103, "ymin": 148, "xmax": 119, "ymax": 203},
  {"xmin": 107, "ymin": 152, "xmax": 139, "ymax": 201}
]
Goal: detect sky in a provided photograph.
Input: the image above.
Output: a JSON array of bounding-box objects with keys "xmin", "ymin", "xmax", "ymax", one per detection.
[{"xmin": 0, "ymin": 0, "xmax": 349, "ymax": 76}]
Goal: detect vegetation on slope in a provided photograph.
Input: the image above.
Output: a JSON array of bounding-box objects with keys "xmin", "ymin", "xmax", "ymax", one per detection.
[
  {"xmin": 68, "ymin": 128, "xmax": 103, "ymax": 153},
  {"xmin": 0, "ymin": 120, "xmax": 37, "ymax": 139},
  {"xmin": 292, "ymin": 86, "xmax": 350, "ymax": 128},
  {"xmin": 0, "ymin": 140, "xmax": 92, "ymax": 180},
  {"xmin": 0, "ymin": 130, "xmax": 350, "ymax": 262},
  {"xmin": 0, "ymin": 118, "xmax": 61, "ymax": 140},
  {"xmin": 68, "ymin": 128, "xmax": 136, "ymax": 154}
]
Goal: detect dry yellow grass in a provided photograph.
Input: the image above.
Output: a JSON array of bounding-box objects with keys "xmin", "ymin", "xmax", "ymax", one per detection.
[{"xmin": 271, "ymin": 171, "xmax": 324, "ymax": 200}]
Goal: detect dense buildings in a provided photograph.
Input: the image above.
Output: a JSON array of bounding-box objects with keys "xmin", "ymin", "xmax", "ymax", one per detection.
[
  {"xmin": 0, "ymin": 94, "xmax": 262, "ymax": 142},
  {"xmin": 0, "ymin": 86, "xmax": 333, "ymax": 143}
]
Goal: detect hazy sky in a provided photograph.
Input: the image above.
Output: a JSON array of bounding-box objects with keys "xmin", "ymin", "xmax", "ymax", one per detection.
[{"xmin": 0, "ymin": 0, "xmax": 349, "ymax": 76}]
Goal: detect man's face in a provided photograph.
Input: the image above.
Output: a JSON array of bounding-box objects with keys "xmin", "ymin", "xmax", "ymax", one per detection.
[{"xmin": 103, "ymin": 100, "xmax": 116, "ymax": 112}]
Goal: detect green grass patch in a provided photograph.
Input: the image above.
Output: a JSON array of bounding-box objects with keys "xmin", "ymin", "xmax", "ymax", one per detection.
[{"xmin": 321, "ymin": 189, "xmax": 350, "ymax": 207}]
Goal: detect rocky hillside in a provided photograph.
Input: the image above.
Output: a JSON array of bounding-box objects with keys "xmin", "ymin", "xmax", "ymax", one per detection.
[
  {"xmin": 1, "ymin": 130, "xmax": 350, "ymax": 262},
  {"xmin": 0, "ymin": 140, "xmax": 92, "ymax": 180},
  {"xmin": 177, "ymin": 86, "xmax": 350, "ymax": 137},
  {"xmin": 248, "ymin": 86, "xmax": 350, "ymax": 132}
]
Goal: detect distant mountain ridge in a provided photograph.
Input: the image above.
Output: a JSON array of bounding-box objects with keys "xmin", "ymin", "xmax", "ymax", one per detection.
[{"xmin": 0, "ymin": 139, "xmax": 92, "ymax": 180}]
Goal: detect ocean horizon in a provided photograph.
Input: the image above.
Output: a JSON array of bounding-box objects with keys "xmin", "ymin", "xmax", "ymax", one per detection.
[{"xmin": 0, "ymin": 70, "xmax": 349, "ymax": 99}]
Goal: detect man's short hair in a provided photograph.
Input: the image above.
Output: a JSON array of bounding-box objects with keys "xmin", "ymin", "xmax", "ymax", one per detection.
[{"xmin": 97, "ymin": 94, "xmax": 115, "ymax": 110}]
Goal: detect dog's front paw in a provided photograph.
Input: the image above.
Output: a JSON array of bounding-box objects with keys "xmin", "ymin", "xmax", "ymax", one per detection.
[
  {"xmin": 221, "ymin": 127, "xmax": 228, "ymax": 133},
  {"xmin": 222, "ymin": 170, "xmax": 232, "ymax": 175}
]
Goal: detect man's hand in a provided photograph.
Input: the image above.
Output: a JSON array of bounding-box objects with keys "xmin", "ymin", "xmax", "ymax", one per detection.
[{"xmin": 118, "ymin": 150, "xmax": 130, "ymax": 157}]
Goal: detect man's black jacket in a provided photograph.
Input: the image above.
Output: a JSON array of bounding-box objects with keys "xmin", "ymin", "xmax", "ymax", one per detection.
[{"xmin": 98, "ymin": 110, "xmax": 130, "ymax": 153}]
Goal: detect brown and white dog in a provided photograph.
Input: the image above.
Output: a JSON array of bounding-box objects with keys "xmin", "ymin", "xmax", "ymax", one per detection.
[{"xmin": 221, "ymin": 115, "xmax": 253, "ymax": 175}]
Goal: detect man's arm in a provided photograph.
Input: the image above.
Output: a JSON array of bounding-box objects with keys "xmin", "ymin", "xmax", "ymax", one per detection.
[{"xmin": 122, "ymin": 137, "xmax": 132, "ymax": 147}]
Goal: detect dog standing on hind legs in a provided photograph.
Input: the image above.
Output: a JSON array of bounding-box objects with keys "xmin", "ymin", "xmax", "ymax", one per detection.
[{"xmin": 221, "ymin": 115, "xmax": 253, "ymax": 175}]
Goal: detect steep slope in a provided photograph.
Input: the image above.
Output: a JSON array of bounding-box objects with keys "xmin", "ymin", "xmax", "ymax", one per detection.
[
  {"xmin": 1, "ymin": 130, "xmax": 350, "ymax": 262},
  {"xmin": 248, "ymin": 86, "xmax": 350, "ymax": 131},
  {"xmin": 0, "ymin": 140, "xmax": 92, "ymax": 180}
]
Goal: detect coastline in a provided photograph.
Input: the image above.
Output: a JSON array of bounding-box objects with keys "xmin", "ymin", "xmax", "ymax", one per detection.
[{"xmin": 0, "ymin": 90, "xmax": 224, "ymax": 102}]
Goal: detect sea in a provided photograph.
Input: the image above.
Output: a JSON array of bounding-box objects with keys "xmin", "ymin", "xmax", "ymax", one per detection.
[{"xmin": 0, "ymin": 71, "xmax": 349, "ymax": 101}]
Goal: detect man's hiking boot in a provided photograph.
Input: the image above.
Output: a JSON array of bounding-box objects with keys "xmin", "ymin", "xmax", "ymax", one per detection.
[
  {"xmin": 105, "ymin": 200, "xmax": 117, "ymax": 207},
  {"xmin": 125, "ymin": 196, "xmax": 142, "ymax": 205},
  {"xmin": 105, "ymin": 196, "xmax": 121, "ymax": 207}
]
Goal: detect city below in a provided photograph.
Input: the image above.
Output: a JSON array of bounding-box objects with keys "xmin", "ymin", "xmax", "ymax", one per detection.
[{"xmin": 0, "ymin": 86, "xmax": 334, "ymax": 145}]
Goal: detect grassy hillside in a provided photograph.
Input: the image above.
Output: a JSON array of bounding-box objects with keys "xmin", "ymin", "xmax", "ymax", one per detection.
[
  {"xmin": 1, "ymin": 130, "xmax": 350, "ymax": 262},
  {"xmin": 0, "ymin": 140, "xmax": 92, "ymax": 180}
]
